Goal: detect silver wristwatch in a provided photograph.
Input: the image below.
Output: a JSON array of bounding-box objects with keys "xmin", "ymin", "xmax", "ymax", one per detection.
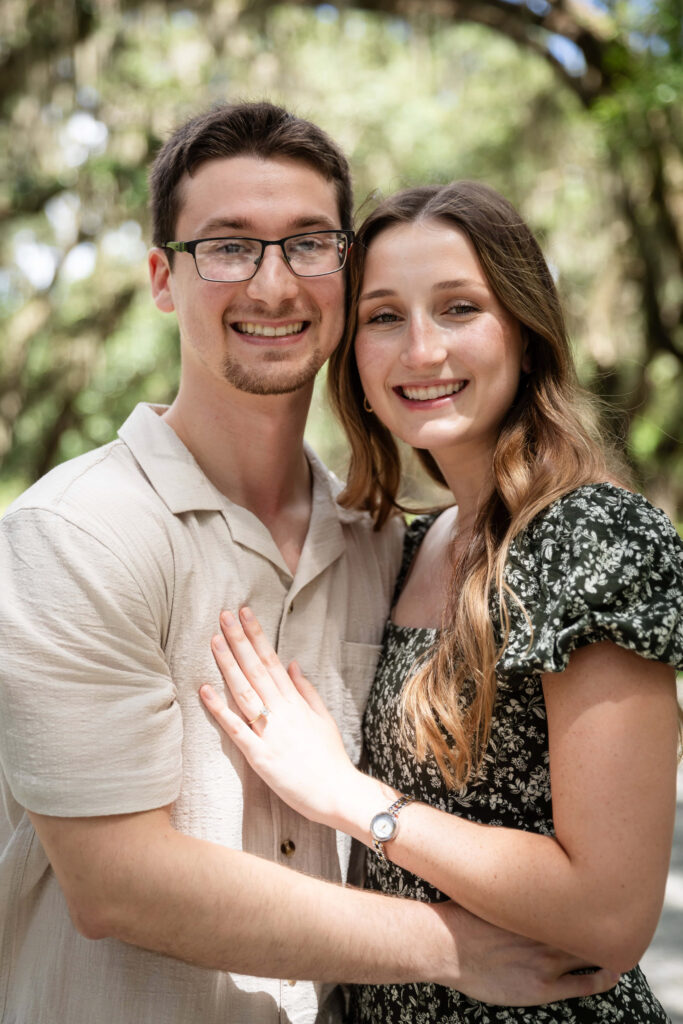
[{"xmin": 370, "ymin": 794, "xmax": 414, "ymax": 862}]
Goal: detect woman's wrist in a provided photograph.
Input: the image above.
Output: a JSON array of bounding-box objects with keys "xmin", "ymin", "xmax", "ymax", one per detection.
[{"xmin": 330, "ymin": 769, "xmax": 402, "ymax": 848}]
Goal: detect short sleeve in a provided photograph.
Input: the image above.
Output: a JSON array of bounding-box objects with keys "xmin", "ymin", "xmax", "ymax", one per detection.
[
  {"xmin": 0, "ymin": 508, "xmax": 183, "ymax": 816},
  {"xmin": 498, "ymin": 485, "xmax": 683, "ymax": 678}
]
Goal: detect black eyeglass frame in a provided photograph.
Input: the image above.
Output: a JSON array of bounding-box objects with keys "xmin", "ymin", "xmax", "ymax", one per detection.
[{"xmin": 162, "ymin": 229, "xmax": 355, "ymax": 282}]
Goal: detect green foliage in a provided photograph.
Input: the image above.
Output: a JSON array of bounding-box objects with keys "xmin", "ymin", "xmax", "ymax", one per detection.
[{"xmin": 0, "ymin": 0, "xmax": 681, "ymax": 524}]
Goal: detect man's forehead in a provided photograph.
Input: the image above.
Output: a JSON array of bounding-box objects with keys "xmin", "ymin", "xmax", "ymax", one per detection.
[{"xmin": 175, "ymin": 155, "xmax": 341, "ymax": 236}]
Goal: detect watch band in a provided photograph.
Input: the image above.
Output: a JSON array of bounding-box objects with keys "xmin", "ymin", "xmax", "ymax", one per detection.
[{"xmin": 370, "ymin": 794, "xmax": 414, "ymax": 863}]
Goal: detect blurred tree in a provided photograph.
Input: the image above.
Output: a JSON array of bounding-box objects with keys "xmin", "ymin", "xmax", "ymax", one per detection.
[
  {"xmin": 0, "ymin": 0, "xmax": 680, "ymax": 520},
  {"xmin": 274, "ymin": 0, "xmax": 683, "ymax": 516}
]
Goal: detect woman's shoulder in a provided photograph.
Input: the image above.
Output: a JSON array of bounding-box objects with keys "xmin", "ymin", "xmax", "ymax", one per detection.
[
  {"xmin": 520, "ymin": 482, "xmax": 681, "ymax": 560},
  {"xmin": 535, "ymin": 480, "xmax": 675, "ymax": 528},
  {"xmin": 502, "ymin": 483, "xmax": 683, "ymax": 674}
]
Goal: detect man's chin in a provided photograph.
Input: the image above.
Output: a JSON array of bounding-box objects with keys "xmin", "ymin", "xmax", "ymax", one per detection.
[{"xmin": 221, "ymin": 352, "xmax": 323, "ymax": 396}]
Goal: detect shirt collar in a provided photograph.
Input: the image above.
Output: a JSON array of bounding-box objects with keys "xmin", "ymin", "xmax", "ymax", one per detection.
[
  {"xmin": 118, "ymin": 403, "xmax": 228, "ymax": 513},
  {"xmin": 117, "ymin": 403, "xmax": 369, "ymax": 577}
]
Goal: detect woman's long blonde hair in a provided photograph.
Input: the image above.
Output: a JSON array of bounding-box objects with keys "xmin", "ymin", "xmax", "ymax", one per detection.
[{"xmin": 329, "ymin": 182, "xmax": 631, "ymax": 789}]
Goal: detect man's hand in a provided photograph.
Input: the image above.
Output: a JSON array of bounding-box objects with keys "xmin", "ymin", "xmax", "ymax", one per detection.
[{"xmin": 434, "ymin": 902, "xmax": 620, "ymax": 1005}]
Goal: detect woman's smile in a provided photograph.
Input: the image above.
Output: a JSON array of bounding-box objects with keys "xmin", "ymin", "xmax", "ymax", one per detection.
[{"xmin": 395, "ymin": 379, "xmax": 469, "ymax": 405}]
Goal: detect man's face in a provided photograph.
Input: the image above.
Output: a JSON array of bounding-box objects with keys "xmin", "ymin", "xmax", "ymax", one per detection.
[{"xmin": 149, "ymin": 156, "xmax": 346, "ymax": 397}]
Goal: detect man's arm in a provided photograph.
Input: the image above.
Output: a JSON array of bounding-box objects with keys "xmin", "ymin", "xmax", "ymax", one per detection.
[
  {"xmin": 5, "ymin": 507, "xmax": 616, "ymax": 1004},
  {"xmin": 29, "ymin": 807, "xmax": 618, "ymax": 1005}
]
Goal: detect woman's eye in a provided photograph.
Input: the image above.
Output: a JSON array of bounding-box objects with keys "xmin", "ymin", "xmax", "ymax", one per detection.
[
  {"xmin": 367, "ymin": 311, "xmax": 399, "ymax": 325},
  {"xmin": 447, "ymin": 302, "xmax": 478, "ymax": 315}
]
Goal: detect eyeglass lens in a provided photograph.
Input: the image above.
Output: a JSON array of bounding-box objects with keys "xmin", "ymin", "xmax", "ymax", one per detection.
[{"xmin": 194, "ymin": 232, "xmax": 347, "ymax": 281}]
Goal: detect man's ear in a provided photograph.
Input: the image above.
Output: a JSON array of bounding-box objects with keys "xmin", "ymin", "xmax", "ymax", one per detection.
[{"xmin": 148, "ymin": 247, "xmax": 175, "ymax": 313}]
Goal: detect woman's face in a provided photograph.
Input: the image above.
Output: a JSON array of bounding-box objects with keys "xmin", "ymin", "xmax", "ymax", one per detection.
[{"xmin": 354, "ymin": 218, "xmax": 528, "ymax": 468}]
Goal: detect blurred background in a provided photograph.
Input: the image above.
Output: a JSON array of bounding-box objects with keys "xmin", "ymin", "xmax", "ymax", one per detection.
[
  {"xmin": 1, "ymin": 0, "xmax": 682, "ymax": 1017},
  {"xmin": 1, "ymin": 0, "xmax": 682, "ymax": 522}
]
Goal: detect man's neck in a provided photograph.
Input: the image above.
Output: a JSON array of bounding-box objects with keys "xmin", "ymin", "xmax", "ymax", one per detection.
[{"xmin": 163, "ymin": 379, "xmax": 315, "ymax": 574}]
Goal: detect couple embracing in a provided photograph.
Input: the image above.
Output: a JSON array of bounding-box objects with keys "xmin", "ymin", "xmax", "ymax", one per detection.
[{"xmin": 1, "ymin": 101, "xmax": 681, "ymax": 1024}]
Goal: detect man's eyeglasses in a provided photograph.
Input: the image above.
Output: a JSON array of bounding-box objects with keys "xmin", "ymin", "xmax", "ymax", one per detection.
[{"xmin": 163, "ymin": 230, "xmax": 354, "ymax": 283}]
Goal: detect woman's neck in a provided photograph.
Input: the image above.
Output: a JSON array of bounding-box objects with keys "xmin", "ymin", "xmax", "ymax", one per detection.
[{"xmin": 433, "ymin": 443, "xmax": 495, "ymax": 539}]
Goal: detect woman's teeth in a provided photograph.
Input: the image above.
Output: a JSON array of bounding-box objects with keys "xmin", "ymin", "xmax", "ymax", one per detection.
[
  {"xmin": 236, "ymin": 321, "xmax": 304, "ymax": 337},
  {"xmin": 400, "ymin": 381, "xmax": 467, "ymax": 401}
]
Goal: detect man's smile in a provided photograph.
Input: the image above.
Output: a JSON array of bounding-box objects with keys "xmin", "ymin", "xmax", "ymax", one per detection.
[{"xmin": 234, "ymin": 320, "xmax": 307, "ymax": 338}]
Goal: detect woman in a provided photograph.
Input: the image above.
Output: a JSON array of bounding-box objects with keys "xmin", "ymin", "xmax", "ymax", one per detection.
[{"xmin": 200, "ymin": 182, "xmax": 683, "ymax": 1023}]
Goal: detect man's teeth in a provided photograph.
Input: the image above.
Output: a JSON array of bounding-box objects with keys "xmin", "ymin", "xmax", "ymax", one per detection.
[
  {"xmin": 401, "ymin": 381, "xmax": 467, "ymax": 401},
  {"xmin": 237, "ymin": 321, "xmax": 304, "ymax": 337}
]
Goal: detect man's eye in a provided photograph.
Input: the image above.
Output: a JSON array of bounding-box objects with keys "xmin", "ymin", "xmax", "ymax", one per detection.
[
  {"xmin": 289, "ymin": 236, "xmax": 325, "ymax": 255},
  {"xmin": 202, "ymin": 240, "xmax": 255, "ymax": 259},
  {"xmin": 218, "ymin": 241, "xmax": 249, "ymax": 256}
]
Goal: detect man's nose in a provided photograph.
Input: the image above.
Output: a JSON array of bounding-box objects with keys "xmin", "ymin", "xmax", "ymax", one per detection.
[
  {"xmin": 244, "ymin": 244, "xmax": 300, "ymax": 304},
  {"xmin": 399, "ymin": 317, "xmax": 448, "ymax": 370}
]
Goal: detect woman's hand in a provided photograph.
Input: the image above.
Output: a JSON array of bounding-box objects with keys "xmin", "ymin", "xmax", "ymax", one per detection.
[{"xmin": 200, "ymin": 608, "xmax": 380, "ymax": 829}]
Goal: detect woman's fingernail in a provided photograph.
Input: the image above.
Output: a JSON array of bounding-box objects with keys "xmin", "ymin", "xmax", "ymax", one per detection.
[
  {"xmin": 221, "ymin": 610, "xmax": 236, "ymax": 627},
  {"xmin": 212, "ymin": 632, "xmax": 227, "ymax": 650},
  {"xmin": 200, "ymin": 684, "xmax": 215, "ymax": 700},
  {"xmin": 241, "ymin": 606, "xmax": 254, "ymax": 621}
]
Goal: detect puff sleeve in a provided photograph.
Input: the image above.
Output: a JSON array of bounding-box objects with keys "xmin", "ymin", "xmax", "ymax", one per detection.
[{"xmin": 497, "ymin": 484, "xmax": 683, "ymax": 679}]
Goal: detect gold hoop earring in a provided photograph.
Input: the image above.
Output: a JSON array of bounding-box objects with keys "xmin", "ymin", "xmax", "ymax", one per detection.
[{"xmin": 363, "ymin": 396, "xmax": 373, "ymax": 414}]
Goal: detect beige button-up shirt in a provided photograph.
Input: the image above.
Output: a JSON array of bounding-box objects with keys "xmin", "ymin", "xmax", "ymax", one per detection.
[{"xmin": 0, "ymin": 404, "xmax": 403, "ymax": 1024}]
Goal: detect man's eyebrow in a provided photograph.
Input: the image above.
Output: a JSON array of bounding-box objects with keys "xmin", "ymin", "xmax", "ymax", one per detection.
[
  {"xmin": 194, "ymin": 217, "xmax": 248, "ymax": 236},
  {"xmin": 193, "ymin": 214, "xmax": 339, "ymax": 237}
]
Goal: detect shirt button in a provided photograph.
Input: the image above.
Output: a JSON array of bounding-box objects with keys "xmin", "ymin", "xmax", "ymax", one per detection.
[
  {"xmin": 287, "ymin": 979, "xmax": 297, "ymax": 987},
  {"xmin": 280, "ymin": 839, "xmax": 296, "ymax": 857}
]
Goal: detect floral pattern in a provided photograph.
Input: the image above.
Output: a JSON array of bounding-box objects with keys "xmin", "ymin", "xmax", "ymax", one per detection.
[{"xmin": 353, "ymin": 484, "xmax": 683, "ymax": 1024}]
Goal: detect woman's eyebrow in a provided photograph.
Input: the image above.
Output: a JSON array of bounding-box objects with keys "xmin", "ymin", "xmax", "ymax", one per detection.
[
  {"xmin": 360, "ymin": 278, "xmax": 483, "ymax": 302},
  {"xmin": 434, "ymin": 278, "xmax": 482, "ymax": 291},
  {"xmin": 359, "ymin": 288, "xmax": 396, "ymax": 302}
]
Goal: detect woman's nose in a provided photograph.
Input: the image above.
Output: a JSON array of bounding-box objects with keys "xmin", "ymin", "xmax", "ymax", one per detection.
[{"xmin": 399, "ymin": 319, "xmax": 448, "ymax": 369}]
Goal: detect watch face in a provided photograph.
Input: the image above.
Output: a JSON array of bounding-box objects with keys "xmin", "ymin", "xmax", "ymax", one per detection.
[{"xmin": 371, "ymin": 811, "xmax": 396, "ymax": 842}]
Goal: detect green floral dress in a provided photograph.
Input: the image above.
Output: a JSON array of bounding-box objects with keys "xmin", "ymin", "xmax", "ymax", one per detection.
[{"xmin": 353, "ymin": 484, "xmax": 683, "ymax": 1024}]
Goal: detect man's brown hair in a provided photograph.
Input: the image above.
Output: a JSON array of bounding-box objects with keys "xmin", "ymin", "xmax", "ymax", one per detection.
[{"xmin": 149, "ymin": 100, "xmax": 353, "ymax": 248}]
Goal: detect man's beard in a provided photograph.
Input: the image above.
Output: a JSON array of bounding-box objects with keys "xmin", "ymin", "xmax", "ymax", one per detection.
[{"xmin": 221, "ymin": 345, "xmax": 325, "ymax": 396}]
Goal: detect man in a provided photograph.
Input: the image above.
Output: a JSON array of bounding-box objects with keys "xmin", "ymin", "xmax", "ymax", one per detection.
[{"xmin": 0, "ymin": 101, "xmax": 615, "ymax": 1023}]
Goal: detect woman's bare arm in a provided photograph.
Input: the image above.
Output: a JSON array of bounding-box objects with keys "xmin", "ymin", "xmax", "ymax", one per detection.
[
  {"xmin": 362, "ymin": 643, "xmax": 677, "ymax": 973},
  {"xmin": 203, "ymin": 612, "xmax": 678, "ymax": 974}
]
